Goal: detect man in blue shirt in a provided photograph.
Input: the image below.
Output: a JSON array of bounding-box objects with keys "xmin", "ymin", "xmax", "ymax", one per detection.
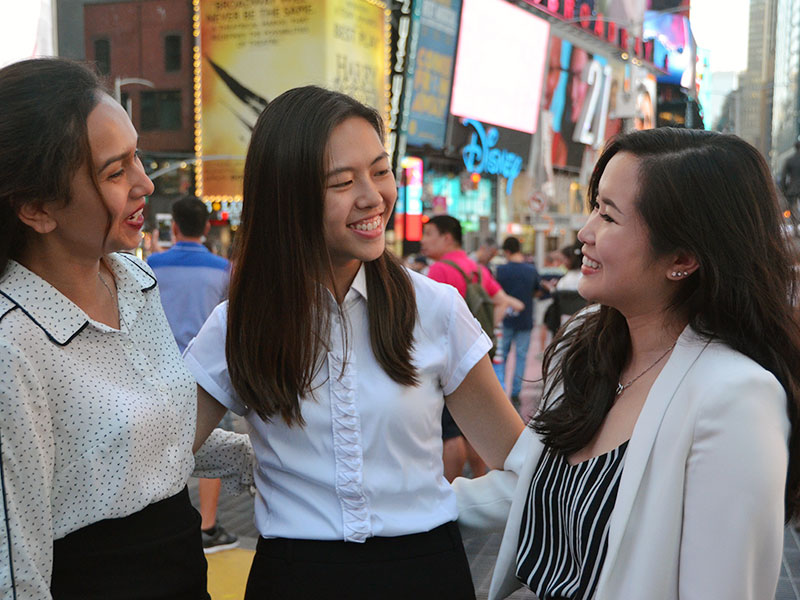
[
  {"xmin": 147, "ymin": 197, "xmax": 230, "ymax": 353},
  {"xmin": 147, "ymin": 196, "xmax": 237, "ymax": 553},
  {"xmin": 495, "ymin": 236, "xmax": 540, "ymax": 411}
]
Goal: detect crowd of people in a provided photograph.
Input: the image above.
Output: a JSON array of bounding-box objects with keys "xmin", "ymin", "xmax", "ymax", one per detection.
[{"xmin": 2, "ymin": 57, "xmax": 799, "ymax": 600}]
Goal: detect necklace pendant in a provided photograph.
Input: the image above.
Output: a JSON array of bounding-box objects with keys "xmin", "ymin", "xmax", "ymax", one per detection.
[{"xmin": 616, "ymin": 382, "xmax": 624, "ymax": 396}]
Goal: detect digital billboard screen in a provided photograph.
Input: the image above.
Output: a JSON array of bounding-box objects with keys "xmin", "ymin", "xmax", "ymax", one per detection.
[
  {"xmin": 449, "ymin": 0, "xmax": 549, "ymax": 134},
  {"xmin": 406, "ymin": 0, "xmax": 462, "ymax": 149},
  {"xmin": 542, "ymin": 36, "xmax": 655, "ymax": 171}
]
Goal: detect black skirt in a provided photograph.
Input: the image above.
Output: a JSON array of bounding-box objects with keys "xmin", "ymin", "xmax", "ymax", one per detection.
[
  {"xmin": 51, "ymin": 486, "xmax": 210, "ymax": 600},
  {"xmin": 244, "ymin": 521, "xmax": 475, "ymax": 600}
]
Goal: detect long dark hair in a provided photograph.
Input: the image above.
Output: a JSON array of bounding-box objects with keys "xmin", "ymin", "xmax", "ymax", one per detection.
[
  {"xmin": 0, "ymin": 58, "xmax": 103, "ymax": 273},
  {"xmin": 534, "ymin": 127, "xmax": 800, "ymax": 520},
  {"xmin": 226, "ymin": 86, "xmax": 418, "ymax": 426}
]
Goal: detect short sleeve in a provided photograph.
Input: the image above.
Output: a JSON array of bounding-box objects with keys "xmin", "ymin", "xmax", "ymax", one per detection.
[
  {"xmin": 182, "ymin": 302, "xmax": 247, "ymax": 415},
  {"xmin": 439, "ymin": 285, "xmax": 492, "ymax": 395},
  {"xmin": 481, "ymin": 266, "xmax": 502, "ymax": 296},
  {"xmin": 0, "ymin": 342, "xmax": 56, "ymax": 598}
]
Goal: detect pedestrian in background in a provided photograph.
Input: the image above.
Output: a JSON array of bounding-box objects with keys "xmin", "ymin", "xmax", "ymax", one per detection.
[
  {"xmin": 544, "ymin": 241, "xmax": 587, "ymax": 337},
  {"xmin": 147, "ymin": 195, "xmax": 238, "ymax": 554},
  {"xmin": 0, "ymin": 58, "xmax": 249, "ymax": 600},
  {"xmin": 421, "ymin": 215, "xmax": 523, "ymax": 482},
  {"xmin": 455, "ymin": 127, "xmax": 800, "ymax": 600},
  {"xmin": 186, "ymin": 86, "xmax": 524, "ymax": 599},
  {"xmin": 495, "ymin": 236, "xmax": 540, "ymax": 415},
  {"xmin": 780, "ymin": 138, "xmax": 800, "ymax": 215},
  {"xmin": 471, "ymin": 237, "xmax": 499, "ymax": 275},
  {"xmin": 534, "ymin": 250, "xmax": 567, "ymax": 355}
]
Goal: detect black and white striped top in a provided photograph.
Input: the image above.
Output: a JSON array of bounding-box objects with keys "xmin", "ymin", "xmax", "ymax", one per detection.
[{"xmin": 515, "ymin": 441, "xmax": 628, "ymax": 600}]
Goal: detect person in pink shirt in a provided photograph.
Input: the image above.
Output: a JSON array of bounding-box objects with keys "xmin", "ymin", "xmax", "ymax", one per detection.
[{"xmin": 422, "ymin": 215, "xmax": 523, "ymax": 481}]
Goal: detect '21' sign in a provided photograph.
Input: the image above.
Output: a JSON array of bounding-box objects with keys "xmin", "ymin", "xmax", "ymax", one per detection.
[{"xmin": 574, "ymin": 58, "xmax": 613, "ymax": 149}]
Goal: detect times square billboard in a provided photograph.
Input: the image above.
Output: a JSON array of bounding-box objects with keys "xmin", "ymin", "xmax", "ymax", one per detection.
[{"xmin": 0, "ymin": 0, "xmax": 55, "ymax": 68}]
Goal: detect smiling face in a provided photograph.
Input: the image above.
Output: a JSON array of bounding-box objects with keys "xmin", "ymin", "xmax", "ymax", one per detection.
[
  {"xmin": 49, "ymin": 93, "xmax": 154, "ymax": 257},
  {"xmin": 577, "ymin": 151, "xmax": 677, "ymax": 317},
  {"xmin": 322, "ymin": 116, "xmax": 396, "ymax": 291}
]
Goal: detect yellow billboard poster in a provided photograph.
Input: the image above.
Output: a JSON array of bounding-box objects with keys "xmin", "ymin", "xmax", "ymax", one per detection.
[{"xmin": 194, "ymin": 0, "xmax": 389, "ymax": 201}]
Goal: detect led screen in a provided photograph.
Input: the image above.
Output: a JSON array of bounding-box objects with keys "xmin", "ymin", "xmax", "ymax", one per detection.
[{"xmin": 449, "ymin": 0, "xmax": 549, "ymax": 134}]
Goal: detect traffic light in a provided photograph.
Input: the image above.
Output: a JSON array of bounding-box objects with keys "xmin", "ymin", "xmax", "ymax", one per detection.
[{"xmin": 469, "ymin": 172, "xmax": 481, "ymax": 190}]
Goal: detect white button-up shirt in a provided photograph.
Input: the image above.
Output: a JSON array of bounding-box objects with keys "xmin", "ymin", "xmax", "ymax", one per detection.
[
  {"xmin": 0, "ymin": 253, "xmax": 250, "ymax": 599},
  {"xmin": 184, "ymin": 266, "xmax": 491, "ymax": 542}
]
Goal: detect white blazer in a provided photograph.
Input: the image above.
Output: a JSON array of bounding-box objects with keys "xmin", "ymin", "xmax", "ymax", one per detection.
[{"xmin": 454, "ymin": 325, "xmax": 790, "ymax": 600}]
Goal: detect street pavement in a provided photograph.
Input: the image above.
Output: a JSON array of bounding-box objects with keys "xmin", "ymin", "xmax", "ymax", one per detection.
[{"xmin": 192, "ymin": 327, "xmax": 800, "ymax": 599}]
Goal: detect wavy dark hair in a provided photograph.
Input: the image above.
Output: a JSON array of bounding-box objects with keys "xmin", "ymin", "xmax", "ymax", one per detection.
[
  {"xmin": 0, "ymin": 58, "xmax": 104, "ymax": 273},
  {"xmin": 226, "ymin": 86, "xmax": 418, "ymax": 426},
  {"xmin": 533, "ymin": 127, "xmax": 800, "ymax": 520}
]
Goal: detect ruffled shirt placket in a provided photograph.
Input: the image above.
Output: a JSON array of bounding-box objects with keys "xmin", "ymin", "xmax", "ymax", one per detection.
[{"xmin": 328, "ymin": 310, "xmax": 372, "ymax": 542}]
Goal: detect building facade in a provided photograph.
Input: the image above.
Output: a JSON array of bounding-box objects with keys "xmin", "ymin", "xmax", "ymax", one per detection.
[
  {"xmin": 81, "ymin": 0, "xmax": 194, "ymax": 153},
  {"xmin": 738, "ymin": 0, "xmax": 779, "ymax": 159},
  {"xmin": 771, "ymin": 0, "xmax": 800, "ymax": 172}
]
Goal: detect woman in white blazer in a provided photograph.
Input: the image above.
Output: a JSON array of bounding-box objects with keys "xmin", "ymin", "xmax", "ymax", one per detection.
[{"xmin": 454, "ymin": 128, "xmax": 800, "ymax": 600}]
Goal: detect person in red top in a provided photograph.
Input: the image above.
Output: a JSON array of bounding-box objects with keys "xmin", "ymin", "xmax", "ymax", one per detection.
[{"xmin": 422, "ymin": 215, "xmax": 523, "ymax": 481}]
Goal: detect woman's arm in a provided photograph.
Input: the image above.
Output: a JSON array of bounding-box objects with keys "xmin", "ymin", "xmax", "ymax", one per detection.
[
  {"xmin": 445, "ymin": 355, "xmax": 525, "ymax": 469},
  {"xmin": 678, "ymin": 372, "xmax": 789, "ymax": 599},
  {"xmin": 193, "ymin": 384, "xmax": 227, "ymax": 453}
]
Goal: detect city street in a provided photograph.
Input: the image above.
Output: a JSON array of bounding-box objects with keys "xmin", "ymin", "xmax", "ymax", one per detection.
[{"xmin": 193, "ymin": 328, "xmax": 800, "ymax": 600}]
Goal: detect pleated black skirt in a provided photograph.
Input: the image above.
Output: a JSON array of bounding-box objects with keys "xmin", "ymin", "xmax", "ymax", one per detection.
[{"xmin": 51, "ymin": 486, "xmax": 210, "ymax": 600}]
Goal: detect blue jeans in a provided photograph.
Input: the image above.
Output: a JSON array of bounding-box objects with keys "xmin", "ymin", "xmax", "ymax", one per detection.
[{"xmin": 500, "ymin": 326, "xmax": 532, "ymax": 398}]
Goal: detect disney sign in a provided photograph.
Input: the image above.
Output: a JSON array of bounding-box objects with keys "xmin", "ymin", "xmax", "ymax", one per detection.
[{"xmin": 461, "ymin": 119, "xmax": 523, "ymax": 194}]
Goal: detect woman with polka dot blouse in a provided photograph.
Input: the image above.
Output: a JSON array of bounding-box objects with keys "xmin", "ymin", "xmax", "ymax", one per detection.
[{"xmin": 0, "ymin": 59, "xmax": 248, "ymax": 599}]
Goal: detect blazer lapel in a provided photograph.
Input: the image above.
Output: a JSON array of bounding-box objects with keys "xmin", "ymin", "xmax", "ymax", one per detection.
[{"xmin": 596, "ymin": 325, "xmax": 710, "ymax": 596}]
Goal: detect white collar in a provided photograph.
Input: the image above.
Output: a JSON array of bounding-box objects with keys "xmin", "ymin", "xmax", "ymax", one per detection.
[{"xmin": 0, "ymin": 252, "xmax": 156, "ymax": 346}]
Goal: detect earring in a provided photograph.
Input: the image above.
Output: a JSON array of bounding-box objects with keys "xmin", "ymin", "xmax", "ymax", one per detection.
[
  {"xmin": 671, "ymin": 271, "xmax": 679, "ymax": 278},
  {"xmin": 681, "ymin": 271, "xmax": 689, "ymax": 277}
]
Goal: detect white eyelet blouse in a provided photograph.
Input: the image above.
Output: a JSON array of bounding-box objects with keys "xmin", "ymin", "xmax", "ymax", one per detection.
[{"xmin": 0, "ymin": 253, "xmax": 251, "ymax": 599}]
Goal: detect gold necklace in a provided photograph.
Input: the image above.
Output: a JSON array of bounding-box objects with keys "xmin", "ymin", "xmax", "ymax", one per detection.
[
  {"xmin": 98, "ymin": 270, "xmax": 125, "ymax": 329},
  {"xmin": 616, "ymin": 342, "xmax": 676, "ymax": 396}
]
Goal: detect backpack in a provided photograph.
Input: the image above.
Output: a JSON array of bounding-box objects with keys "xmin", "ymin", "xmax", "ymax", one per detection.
[{"xmin": 442, "ymin": 260, "xmax": 496, "ymax": 356}]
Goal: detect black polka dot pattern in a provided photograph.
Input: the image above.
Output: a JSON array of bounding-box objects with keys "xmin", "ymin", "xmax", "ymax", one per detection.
[{"xmin": 0, "ymin": 253, "xmax": 200, "ymax": 595}]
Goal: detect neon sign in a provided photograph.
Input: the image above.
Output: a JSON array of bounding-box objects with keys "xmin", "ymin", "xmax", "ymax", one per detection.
[{"xmin": 461, "ymin": 119, "xmax": 523, "ymax": 194}]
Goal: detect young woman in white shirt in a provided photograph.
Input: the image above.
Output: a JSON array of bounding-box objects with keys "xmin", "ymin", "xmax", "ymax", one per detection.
[
  {"xmin": 0, "ymin": 58, "xmax": 247, "ymax": 599},
  {"xmin": 187, "ymin": 85, "xmax": 524, "ymax": 599},
  {"xmin": 454, "ymin": 128, "xmax": 800, "ymax": 600}
]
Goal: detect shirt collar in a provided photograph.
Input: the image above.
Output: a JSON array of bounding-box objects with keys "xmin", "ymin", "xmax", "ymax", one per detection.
[
  {"xmin": 440, "ymin": 249, "xmax": 467, "ymax": 262},
  {"xmin": 0, "ymin": 252, "xmax": 156, "ymax": 346},
  {"xmin": 348, "ymin": 264, "xmax": 368, "ymax": 302},
  {"xmin": 171, "ymin": 241, "xmax": 209, "ymax": 252},
  {"xmin": 323, "ymin": 263, "xmax": 368, "ymax": 310}
]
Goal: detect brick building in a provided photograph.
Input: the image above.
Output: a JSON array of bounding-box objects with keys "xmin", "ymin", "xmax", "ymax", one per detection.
[{"xmin": 82, "ymin": 0, "xmax": 194, "ymax": 154}]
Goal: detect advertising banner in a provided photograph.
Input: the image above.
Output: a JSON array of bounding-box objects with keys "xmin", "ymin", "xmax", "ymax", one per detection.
[
  {"xmin": 450, "ymin": 0, "xmax": 549, "ymax": 135},
  {"xmin": 644, "ymin": 0, "xmax": 693, "ymax": 87},
  {"xmin": 405, "ymin": 0, "xmax": 461, "ymax": 149},
  {"xmin": 0, "ymin": 0, "xmax": 54, "ymax": 68},
  {"xmin": 196, "ymin": 0, "xmax": 388, "ymax": 200},
  {"xmin": 542, "ymin": 36, "xmax": 654, "ymax": 171}
]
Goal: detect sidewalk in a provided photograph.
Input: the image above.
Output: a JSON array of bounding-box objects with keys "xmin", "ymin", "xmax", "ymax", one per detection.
[{"xmin": 194, "ymin": 326, "xmax": 800, "ymax": 599}]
